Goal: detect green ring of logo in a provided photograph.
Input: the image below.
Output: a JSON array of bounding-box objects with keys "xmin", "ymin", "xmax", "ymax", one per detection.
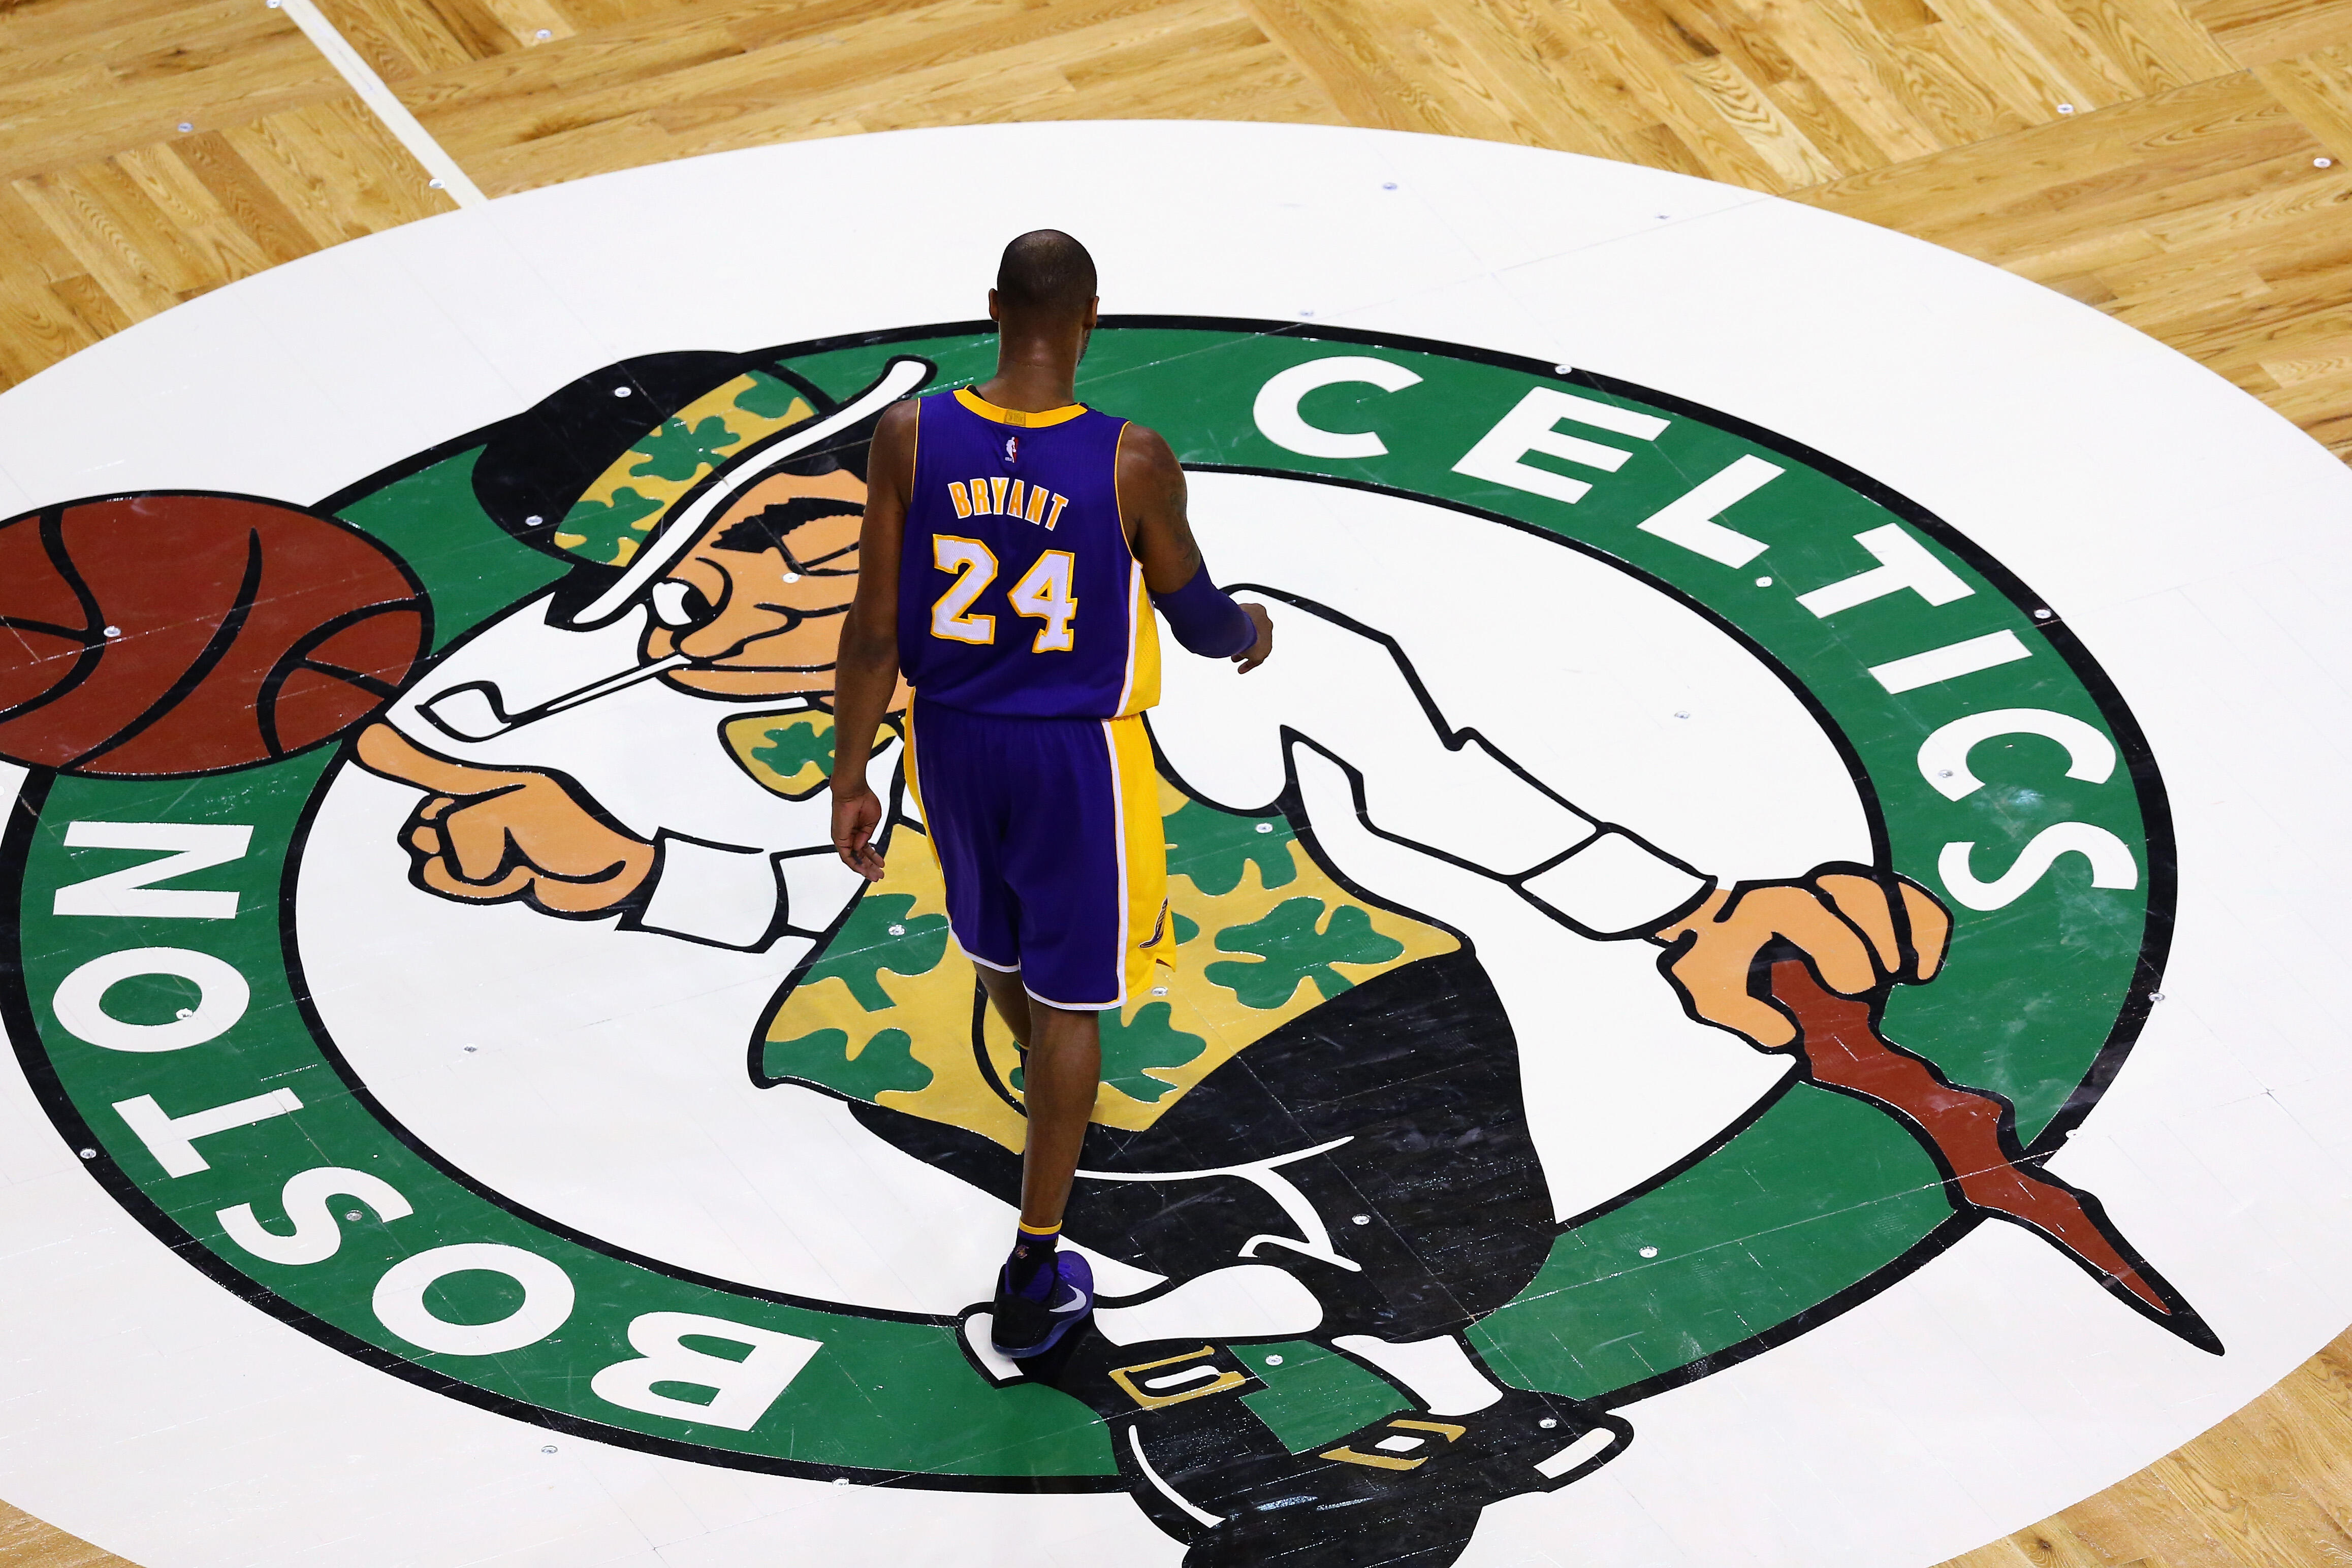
[{"xmin": 1, "ymin": 319, "xmax": 2171, "ymax": 1486}]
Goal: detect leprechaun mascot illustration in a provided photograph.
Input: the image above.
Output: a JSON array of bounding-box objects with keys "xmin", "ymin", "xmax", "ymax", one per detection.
[{"xmin": 0, "ymin": 341, "xmax": 2209, "ymax": 1568}]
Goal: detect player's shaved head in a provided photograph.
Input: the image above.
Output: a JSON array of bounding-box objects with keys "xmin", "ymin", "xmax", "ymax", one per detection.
[{"xmin": 995, "ymin": 230, "xmax": 1097, "ymax": 319}]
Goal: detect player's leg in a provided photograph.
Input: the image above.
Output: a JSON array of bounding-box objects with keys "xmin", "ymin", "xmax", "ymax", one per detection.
[
  {"xmin": 989, "ymin": 987, "xmax": 1103, "ymax": 1356},
  {"xmin": 1007, "ymin": 712, "xmax": 1161, "ymax": 1224},
  {"xmin": 1015, "ymin": 998, "xmax": 1100, "ymax": 1231},
  {"xmin": 908, "ymin": 701, "xmax": 1080, "ymax": 1356},
  {"xmin": 989, "ymin": 712, "xmax": 1160, "ymax": 1357},
  {"xmin": 916, "ymin": 706, "xmax": 1080, "ymax": 1353},
  {"xmin": 972, "ymin": 964, "xmax": 1033, "ymax": 1046},
  {"xmin": 974, "ymin": 963, "xmax": 1104, "ymax": 1227},
  {"xmin": 965, "ymin": 941, "xmax": 1099, "ymax": 1231}
]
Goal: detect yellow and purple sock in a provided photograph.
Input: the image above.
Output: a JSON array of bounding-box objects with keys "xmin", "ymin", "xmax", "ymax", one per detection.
[{"xmin": 1006, "ymin": 1220, "xmax": 1060, "ymax": 1299}]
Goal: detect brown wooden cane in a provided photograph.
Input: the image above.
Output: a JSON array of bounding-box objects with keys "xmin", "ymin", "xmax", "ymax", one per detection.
[{"xmin": 1767, "ymin": 958, "xmax": 2174, "ymax": 1318}]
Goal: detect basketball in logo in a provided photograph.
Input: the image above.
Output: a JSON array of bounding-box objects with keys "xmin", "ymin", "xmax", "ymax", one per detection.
[{"xmin": 0, "ymin": 494, "xmax": 426, "ymax": 777}]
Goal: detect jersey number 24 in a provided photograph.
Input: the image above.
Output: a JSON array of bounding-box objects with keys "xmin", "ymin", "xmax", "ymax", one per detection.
[{"xmin": 931, "ymin": 536, "xmax": 1077, "ymax": 653}]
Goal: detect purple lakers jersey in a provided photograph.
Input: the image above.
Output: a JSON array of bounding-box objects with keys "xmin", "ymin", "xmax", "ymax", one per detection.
[{"xmin": 897, "ymin": 388, "xmax": 1161, "ymax": 719}]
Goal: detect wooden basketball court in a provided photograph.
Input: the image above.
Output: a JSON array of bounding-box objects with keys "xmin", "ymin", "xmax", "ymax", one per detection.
[{"xmin": 1, "ymin": 1, "xmax": 2348, "ymax": 1563}]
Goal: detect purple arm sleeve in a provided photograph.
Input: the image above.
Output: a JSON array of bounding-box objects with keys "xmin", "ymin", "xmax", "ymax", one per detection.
[{"xmin": 1152, "ymin": 565, "xmax": 1255, "ymax": 658}]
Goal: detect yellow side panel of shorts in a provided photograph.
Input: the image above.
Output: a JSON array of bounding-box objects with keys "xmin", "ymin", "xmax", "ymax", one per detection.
[
  {"xmin": 1119, "ymin": 564, "xmax": 1162, "ymax": 717},
  {"xmin": 1109, "ymin": 713, "xmax": 1170, "ymax": 1002}
]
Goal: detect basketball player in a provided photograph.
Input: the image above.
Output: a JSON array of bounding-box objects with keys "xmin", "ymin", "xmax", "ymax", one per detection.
[{"xmin": 828, "ymin": 232, "xmax": 1275, "ymax": 1358}]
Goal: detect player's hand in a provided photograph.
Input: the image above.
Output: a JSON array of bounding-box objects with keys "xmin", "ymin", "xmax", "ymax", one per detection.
[
  {"xmin": 831, "ymin": 782, "xmax": 886, "ymax": 881},
  {"xmin": 355, "ymin": 723, "xmax": 656, "ymax": 915},
  {"xmin": 1233, "ymin": 602, "xmax": 1273, "ymax": 673},
  {"xmin": 1649, "ymin": 866, "xmax": 1951, "ymax": 1049}
]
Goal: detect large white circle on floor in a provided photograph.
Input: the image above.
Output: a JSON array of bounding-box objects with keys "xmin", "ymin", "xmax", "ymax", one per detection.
[{"xmin": 0, "ymin": 121, "xmax": 2346, "ymax": 1568}]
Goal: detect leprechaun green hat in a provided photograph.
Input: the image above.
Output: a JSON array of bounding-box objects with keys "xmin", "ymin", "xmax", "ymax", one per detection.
[{"xmin": 466, "ymin": 350, "xmax": 932, "ymax": 622}]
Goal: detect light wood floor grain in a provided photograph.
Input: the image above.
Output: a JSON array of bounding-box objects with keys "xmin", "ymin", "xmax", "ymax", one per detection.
[
  {"xmin": 1, "ymin": 0, "xmax": 2349, "ymax": 1562},
  {"xmin": 14, "ymin": 0, "xmax": 2352, "ymax": 456}
]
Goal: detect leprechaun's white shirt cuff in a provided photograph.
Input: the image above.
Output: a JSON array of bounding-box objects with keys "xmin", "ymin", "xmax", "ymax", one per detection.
[
  {"xmin": 635, "ymin": 835, "xmax": 787, "ymax": 949},
  {"xmin": 1517, "ymin": 830, "xmax": 1711, "ymax": 939}
]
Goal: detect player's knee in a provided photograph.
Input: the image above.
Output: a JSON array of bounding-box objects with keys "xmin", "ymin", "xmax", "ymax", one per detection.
[
  {"xmin": 1026, "ymin": 1000, "xmax": 1103, "ymax": 1051},
  {"xmin": 975, "ymin": 969, "xmax": 1034, "ymax": 1042}
]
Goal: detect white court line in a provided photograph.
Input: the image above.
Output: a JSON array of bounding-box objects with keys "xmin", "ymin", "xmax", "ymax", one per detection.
[
  {"xmin": 269, "ymin": 0, "xmax": 488, "ymax": 208},
  {"xmin": 1127, "ymin": 1428, "xmax": 1223, "ymax": 1528}
]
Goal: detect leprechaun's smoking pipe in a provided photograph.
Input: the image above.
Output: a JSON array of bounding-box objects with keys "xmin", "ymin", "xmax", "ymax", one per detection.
[
  {"xmin": 415, "ymin": 653, "xmax": 696, "ymax": 742},
  {"xmin": 1766, "ymin": 956, "xmax": 2219, "ymax": 1353}
]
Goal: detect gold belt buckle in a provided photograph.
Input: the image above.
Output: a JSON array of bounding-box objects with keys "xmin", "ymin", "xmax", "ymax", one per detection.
[
  {"xmin": 1319, "ymin": 1417, "xmax": 1468, "ymax": 1471},
  {"xmin": 1107, "ymin": 1344, "xmax": 1250, "ymax": 1410}
]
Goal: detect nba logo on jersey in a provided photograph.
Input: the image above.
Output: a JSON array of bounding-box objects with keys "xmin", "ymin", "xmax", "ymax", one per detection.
[{"xmin": 1005, "ymin": 434, "xmax": 1019, "ymax": 462}]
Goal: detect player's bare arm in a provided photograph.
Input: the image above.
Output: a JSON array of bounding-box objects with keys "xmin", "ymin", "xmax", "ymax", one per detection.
[
  {"xmin": 829, "ymin": 398, "xmax": 917, "ymax": 882},
  {"xmin": 1118, "ymin": 423, "xmax": 1273, "ymax": 672}
]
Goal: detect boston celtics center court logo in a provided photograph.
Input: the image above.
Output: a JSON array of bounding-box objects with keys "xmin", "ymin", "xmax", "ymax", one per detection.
[{"xmin": 0, "ymin": 320, "xmax": 2212, "ymax": 1568}]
